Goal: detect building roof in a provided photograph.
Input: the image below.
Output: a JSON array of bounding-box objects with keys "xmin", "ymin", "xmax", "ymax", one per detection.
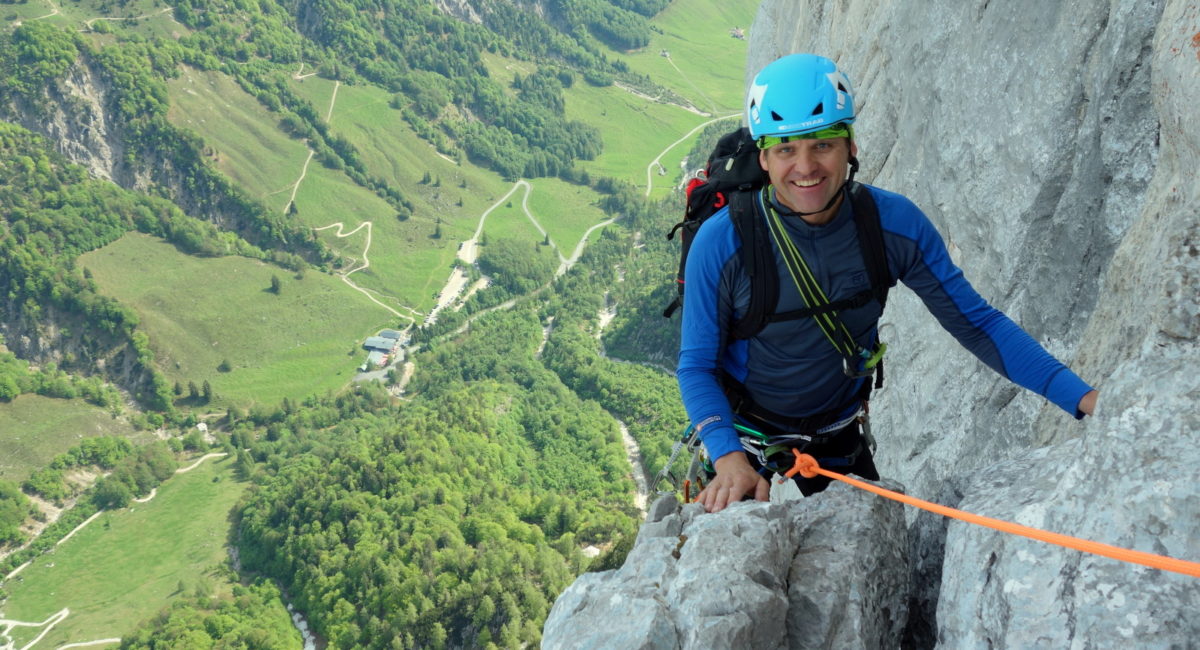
[
  {"xmin": 379, "ymin": 329, "xmax": 403, "ymax": 340},
  {"xmin": 364, "ymin": 336, "xmax": 394, "ymax": 351}
]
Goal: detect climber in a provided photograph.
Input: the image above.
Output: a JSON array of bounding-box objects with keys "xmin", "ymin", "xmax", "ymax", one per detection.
[{"xmin": 676, "ymin": 53, "xmax": 1099, "ymax": 513}]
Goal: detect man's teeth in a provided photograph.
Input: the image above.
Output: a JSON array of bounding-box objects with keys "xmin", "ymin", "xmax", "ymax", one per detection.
[{"xmin": 792, "ymin": 179, "xmax": 821, "ymax": 188}]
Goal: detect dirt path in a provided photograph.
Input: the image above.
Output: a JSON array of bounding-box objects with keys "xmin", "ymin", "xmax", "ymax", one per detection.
[
  {"xmin": 0, "ymin": 607, "xmax": 70, "ymax": 650},
  {"xmin": 83, "ymin": 6, "xmax": 173, "ymax": 29},
  {"xmin": 284, "ymin": 149, "xmax": 315, "ymax": 215},
  {"xmin": 19, "ymin": 0, "xmax": 59, "ymax": 23},
  {"xmin": 664, "ymin": 54, "xmax": 718, "ymax": 116},
  {"xmin": 558, "ymin": 217, "xmax": 615, "ymax": 277},
  {"xmin": 176, "ymin": 452, "xmax": 228, "ymax": 474},
  {"xmin": 614, "ymin": 82, "xmax": 707, "ymax": 116},
  {"xmin": 313, "ymin": 221, "xmax": 411, "ymax": 321},
  {"xmin": 293, "ymin": 63, "xmax": 318, "ymax": 80},
  {"xmin": 644, "ymin": 113, "xmax": 740, "ymax": 197},
  {"xmin": 57, "ymin": 639, "xmax": 121, "ymax": 649},
  {"xmin": 325, "ymin": 81, "xmax": 340, "ymax": 123}
]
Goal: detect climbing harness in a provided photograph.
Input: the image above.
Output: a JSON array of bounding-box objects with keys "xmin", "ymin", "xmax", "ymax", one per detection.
[
  {"xmin": 654, "ymin": 404, "xmax": 878, "ymax": 503},
  {"xmin": 780, "ymin": 451, "xmax": 1200, "ymax": 579}
]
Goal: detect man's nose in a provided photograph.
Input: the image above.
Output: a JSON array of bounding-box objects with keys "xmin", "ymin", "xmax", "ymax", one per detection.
[{"xmin": 791, "ymin": 148, "xmax": 818, "ymax": 174}]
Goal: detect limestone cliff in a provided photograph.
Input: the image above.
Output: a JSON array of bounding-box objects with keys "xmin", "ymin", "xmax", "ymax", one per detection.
[{"xmin": 546, "ymin": 0, "xmax": 1199, "ymax": 646}]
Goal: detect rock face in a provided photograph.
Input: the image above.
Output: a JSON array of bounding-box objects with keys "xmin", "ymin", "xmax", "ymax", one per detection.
[
  {"xmin": 544, "ymin": 486, "xmax": 909, "ymax": 649},
  {"xmin": 549, "ymin": 0, "xmax": 1199, "ymax": 647}
]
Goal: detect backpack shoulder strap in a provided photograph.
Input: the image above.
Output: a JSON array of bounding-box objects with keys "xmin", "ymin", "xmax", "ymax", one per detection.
[
  {"xmin": 728, "ymin": 190, "xmax": 777, "ymax": 340},
  {"xmin": 847, "ymin": 181, "xmax": 894, "ymax": 308}
]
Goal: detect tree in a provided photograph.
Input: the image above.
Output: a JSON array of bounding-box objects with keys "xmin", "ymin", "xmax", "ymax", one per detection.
[
  {"xmin": 270, "ymin": 275, "xmax": 282, "ymax": 294},
  {"xmin": 202, "ymin": 380, "xmax": 213, "ymax": 403},
  {"xmin": 183, "ymin": 430, "xmax": 205, "ymax": 451},
  {"xmin": 93, "ymin": 477, "xmax": 133, "ymax": 509},
  {"xmin": 0, "ymin": 375, "xmax": 18, "ymax": 402},
  {"xmin": 0, "ymin": 480, "xmax": 32, "ymax": 545},
  {"xmin": 236, "ymin": 450, "xmax": 255, "ymax": 480}
]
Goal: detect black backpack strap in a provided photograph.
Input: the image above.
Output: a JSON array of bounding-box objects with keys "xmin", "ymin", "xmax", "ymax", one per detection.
[
  {"xmin": 847, "ymin": 181, "xmax": 893, "ymax": 388},
  {"xmin": 728, "ymin": 191, "xmax": 776, "ymax": 340},
  {"xmin": 726, "ymin": 183, "xmax": 894, "ymax": 351},
  {"xmin": 742, "ymin": 183, "xmax": 894, "ymax": 331},
  {"xmin": 847, "ymin": 181, "xmax": 894, "ymax": 307}
]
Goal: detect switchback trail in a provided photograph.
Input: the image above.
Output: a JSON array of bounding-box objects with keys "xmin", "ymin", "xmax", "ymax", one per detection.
[
  {"xmin": 300, "ymin": 79, "xmax": 418, "ymax": 322},
  {"xmin": 312, "ymin": 221, "xmax": 413, "ymax": 321}
]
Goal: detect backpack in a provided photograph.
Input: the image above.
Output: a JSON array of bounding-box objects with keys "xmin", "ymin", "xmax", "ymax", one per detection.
[{"xmin": 663, "ymin": 126, "xmax": 895, "ymax": 344}]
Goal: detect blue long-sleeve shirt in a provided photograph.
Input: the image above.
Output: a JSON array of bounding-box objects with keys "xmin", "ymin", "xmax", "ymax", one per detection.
[{"xmin": 677, "ymin": 184, "xmax": 1094, "ymax": 462}]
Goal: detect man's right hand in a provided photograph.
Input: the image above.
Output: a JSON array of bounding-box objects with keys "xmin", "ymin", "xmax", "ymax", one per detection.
[{"xmin": 695, "ymin": 451, "xmax": 770, "ymax": 513}]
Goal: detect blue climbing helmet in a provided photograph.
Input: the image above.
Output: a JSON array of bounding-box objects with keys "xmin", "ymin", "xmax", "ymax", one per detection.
[{"xmin": 746, "ymin": 53, "xmax": 856, "ymax": 141}]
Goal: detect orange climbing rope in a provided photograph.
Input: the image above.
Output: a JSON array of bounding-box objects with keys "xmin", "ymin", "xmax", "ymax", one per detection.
[{"xmin": 781, "ymin": 450, "xmax": 1200, "ymax": 579}]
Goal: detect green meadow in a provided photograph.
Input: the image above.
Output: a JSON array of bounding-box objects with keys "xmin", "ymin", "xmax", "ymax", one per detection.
[
  {"xmin": 563, "ymin": 78, "xmax": 708, "ymax": 195},
  {"xmin": 167, "ymin": 67, "xmax": 311, "ymax": 216},
  {"xmin": 522, "ymin": 177, "xmax": 611, "ymax": 249},
  {"xmin": 312, "ymin": 79, "xmax": 509, "ymax": 228},
  {"xmin": 0, "ymin": 395, "xmax": 141, "ymax": 484},
  {"xmin": 616, "ymin": 0, "xmax": 759, "ymax": 114},
  {"xmin": 79, "ymin": 233, "xmax": 394, "ymax": 408},
  {"xmin": 6, "ymin": 0, "xmax": 185, "ymax": 40},
  {"xmin": 1, "ymin": 455, "xmax": 299, "ymax": 649}
]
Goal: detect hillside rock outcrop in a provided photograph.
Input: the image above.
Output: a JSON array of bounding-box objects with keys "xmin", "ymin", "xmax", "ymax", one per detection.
[
  {"xmin": 544, "ymin": 486, "xmax": 909, "ymax": 649},
  {"xmin": 548, "ymin": 0, "xmax": 1199, "ymax": 646}
]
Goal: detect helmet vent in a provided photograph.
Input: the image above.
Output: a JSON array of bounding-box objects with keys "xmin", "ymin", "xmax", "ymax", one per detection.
[
  {"xmin": 771, "ymin": 110, "xmax": 784, "ymax": 121},
  {"xmin": 812, "ymin": 102, "xmax": 824, "ymax": 116},
  {"xmin": 837, "ymin": 82, "xmax": 848, "ymax": 93}
]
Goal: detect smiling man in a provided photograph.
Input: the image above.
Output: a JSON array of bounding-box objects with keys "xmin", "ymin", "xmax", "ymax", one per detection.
[{"xmin": 676, "ymin": 53, "xmax": 1098, "ymax": 513}]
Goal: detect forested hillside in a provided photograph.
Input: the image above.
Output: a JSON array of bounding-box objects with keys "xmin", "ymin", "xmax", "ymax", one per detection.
[{"xmin": 0, "ymin": 0, "xmax": 753, "ymax": 646}]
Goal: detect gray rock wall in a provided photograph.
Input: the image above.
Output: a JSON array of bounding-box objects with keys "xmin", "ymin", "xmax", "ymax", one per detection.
[
  {"xmin": 748, "ymin": 1, "xmax": 1199, "ymax": 646},
  {"xmin": 549, "ymin": 0, "xmax": 1199, "ymax": 647},
  {"xmin": 748, "ymin": 0, "xmax": 1163, "ymax": 504},
  {"xmin": 544, "ymin": 486, "xmax": 910, "ymax": 650}
]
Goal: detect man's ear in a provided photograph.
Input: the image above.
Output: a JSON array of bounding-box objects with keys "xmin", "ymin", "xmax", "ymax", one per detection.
[
  {"xmin": 849, "ymin": 139, "xmax": 858, "ymax": 158},
  {"xmin": 759, "ymin": 148, "xmax": 769, "ymax": 171}
]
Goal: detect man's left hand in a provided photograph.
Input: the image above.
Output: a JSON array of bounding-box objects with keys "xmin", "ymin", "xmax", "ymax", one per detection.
[{"xmin": 1078, "ymin": 390, "xmax": 1098, "ymax": 416}]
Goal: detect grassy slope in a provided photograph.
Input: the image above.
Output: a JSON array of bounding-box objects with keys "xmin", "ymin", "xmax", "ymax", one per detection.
[
  {"xmin": 5, "ymin": 0, "xmax": 186, "ymax": 40},
  {"xmin": 78, "ymin": 233, "xmax": 393, "ymax": 407},
  {"xmin": 2, "ymin": 456, "xmax": 299, "ymax": 649},
  {"xmin": 561, "ymin": 0, "xmax": 757, "ymax": 200},
  {"xmin": 298, "ymin": 80, "xmax": 610, "ymax": 280},
  {"xmin": 616, "ymin": 0, "xmax": 758, "ymax": 114},
  {"xmin": 168, "ymin": 68, "xmax": 310, "ymax": 216},
  {"xmin": 0, "ymin": 396, "xmax": 141, "ymax": 484}
]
